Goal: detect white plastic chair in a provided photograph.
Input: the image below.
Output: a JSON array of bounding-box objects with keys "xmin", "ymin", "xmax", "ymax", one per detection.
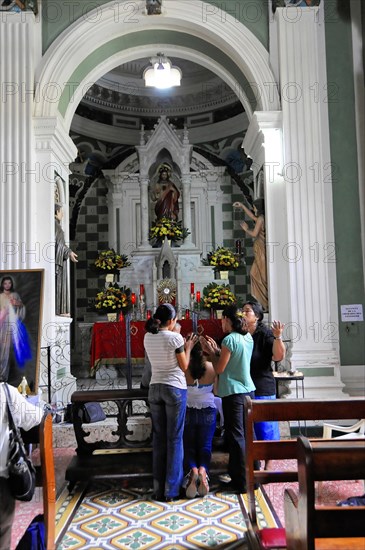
[
  {"xmin": 322, "ymin": 419, "xmax": 365, "ymax": 439},
  {"xmin": 322, "ymin": 419, "xmax": 365, "ymax": 490}
]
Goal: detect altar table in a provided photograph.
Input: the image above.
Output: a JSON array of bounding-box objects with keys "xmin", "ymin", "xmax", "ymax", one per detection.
[{"xmin": 90, "ymin": 318, "xmax": 224, "ymax": 379}]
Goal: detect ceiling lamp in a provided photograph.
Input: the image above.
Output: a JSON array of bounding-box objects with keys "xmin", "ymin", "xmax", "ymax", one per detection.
[{"xmin": 143, "ymin": 53, "xmax": 182, "ymax": 89}]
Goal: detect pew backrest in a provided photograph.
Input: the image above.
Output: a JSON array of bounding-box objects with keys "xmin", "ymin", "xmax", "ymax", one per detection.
[
  {"xmin": 243, "ymin": 397, "xmax": 365, "ymax": 528},
  {"xmin": 284, "ymin": 436, "xmax": 365, "ymax": 550}
]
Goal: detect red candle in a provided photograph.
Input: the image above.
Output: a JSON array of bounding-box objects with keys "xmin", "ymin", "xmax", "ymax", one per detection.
[
  {"xmin": 119, "ymin": 311, "xmax": 124, "ymax": 322},
  {"xmin": 185, "ymin": 309, "xmax": 190, "ymax": 319},
  {"xmin": 140, "ymin": 284, "xmax": 145, "ymax": 296},
  {"xmin": 131, "ymin": 293, "xmax": 136, "ymax": 305},
  {"xmin": 147, "ymin": 309, "xmax": 152, "ymax": 319},
  {"xmin": 196, "ymin": 291, "xmax": 201, "ymax": 303},
  {"xmin": 190, "ymin": 283, "xmax": 194, "ymax": 294}
]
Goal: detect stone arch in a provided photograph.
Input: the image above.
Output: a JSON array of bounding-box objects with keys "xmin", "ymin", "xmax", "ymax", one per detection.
[{"xmin": 34, "ymin": 0, "xmax": 280, "ymax": 131}]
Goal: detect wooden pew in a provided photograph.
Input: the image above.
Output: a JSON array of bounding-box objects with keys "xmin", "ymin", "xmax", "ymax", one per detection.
[
  {"xmin": 243, "ymin": 397, "xmax": 365, "ymax": 549},
  {"xmin": 22, "ymin": 413, "xmax": 56, "ymax": 549},
  {"xmin": 65, "ymin": 388, "xmax": 229, "ymax": 491},
  {"xmin": 65, "ymin": 389, "xmax": 153, "ymax": 490},
  {"xmin": 284, "ymin": 436, "xmax": 365, "ymax": 550}
]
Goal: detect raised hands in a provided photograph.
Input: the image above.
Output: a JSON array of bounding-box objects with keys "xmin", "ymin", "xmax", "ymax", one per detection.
[{"xmin": 271, "ymin": 320, "xmax": 285, "ymax": 339}]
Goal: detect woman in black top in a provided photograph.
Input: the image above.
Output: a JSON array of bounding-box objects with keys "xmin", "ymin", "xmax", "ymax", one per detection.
[{"xmin": 242, "ymin": 301, "xmax": 285, "ymax": 441}]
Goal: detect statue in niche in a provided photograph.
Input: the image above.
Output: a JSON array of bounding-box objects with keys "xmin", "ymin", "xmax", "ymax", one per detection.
[
  {"xmin": 146, "ymin": 0, "xmax": 162, "ymax": 15},
  {"xmin": 55, "ymin": 203, "xmax": 78, "ymax": 316},
  {"xmin": 233, "ymin": 197, "xmax": 268, "ymax": 311},
  {"xmin": 151, "ymin": 164, "xmax": 180, "ymax": 221}
]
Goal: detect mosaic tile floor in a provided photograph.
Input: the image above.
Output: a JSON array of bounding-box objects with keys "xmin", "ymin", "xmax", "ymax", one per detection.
[{"xmin": 56, "ymin": 481, "xmax": 257, "ymax": 549}]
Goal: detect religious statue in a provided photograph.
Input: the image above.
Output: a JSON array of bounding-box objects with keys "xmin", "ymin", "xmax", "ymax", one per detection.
[
  {"xmin": 152, "ymin": 164, "xmax": 180, "ymax": 221},
  {"xmin": 146, "ymin": 0, "xmax": 162, "ymax": 15},
  {"xmin": 55, "ymin": 203, "xmax": 78, "ymax": 316},
  {"xmin": 233, "ymin": 198, "xmax": 268, "ymax": 310}
]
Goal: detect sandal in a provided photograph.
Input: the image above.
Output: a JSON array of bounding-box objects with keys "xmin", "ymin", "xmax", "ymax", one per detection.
[
  {"xmin": 198, "ymin": 470, "xmax": 209, "ymax": 497},
  {"xmin": 185, "ymin": 469, "xmax": 199, "ymax": 499}
]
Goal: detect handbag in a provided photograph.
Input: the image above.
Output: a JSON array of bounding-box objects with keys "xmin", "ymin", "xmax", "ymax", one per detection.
[
  {"xmin": 4, "ymin": 384, "xmax": 36, "ymax": 502},
  {"xmin": 82, "ymin": 401, "xmax": 106, "ymax": 423}
]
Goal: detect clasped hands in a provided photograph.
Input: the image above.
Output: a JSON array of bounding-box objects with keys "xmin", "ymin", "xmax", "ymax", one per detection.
[{"xmin": 199, "ymin": 335, "xmax": 220, "ymax": 357}]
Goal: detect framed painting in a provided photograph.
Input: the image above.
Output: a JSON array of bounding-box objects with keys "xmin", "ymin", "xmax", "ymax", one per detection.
[{"xmin": 0, "ymin": 269, "xmax": 44, "ymax": 393}]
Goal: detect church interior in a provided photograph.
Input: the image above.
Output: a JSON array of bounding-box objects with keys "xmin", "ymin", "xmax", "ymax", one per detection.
[{"xmin": 1, "ymin": 0, "xmax": 364, "ymax": 548}]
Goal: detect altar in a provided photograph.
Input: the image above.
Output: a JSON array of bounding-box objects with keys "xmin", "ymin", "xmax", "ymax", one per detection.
[{"xmin": 90, "ymin": 317, "xmax": 224, "ymax": 387}]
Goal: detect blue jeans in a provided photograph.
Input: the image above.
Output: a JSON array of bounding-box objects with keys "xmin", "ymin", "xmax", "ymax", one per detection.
[
  {"xmin": 148, "ymin": 384, "xmax": 187, "ymax": 499},
  {"xmin": 222, "ymin": 391, "xmax": 255, "ymax": 492},
  {"xmin": 254, "ymin": 394, "xmax": 280, "ymax": 440},
  {"xmin": 183, "ymin": 407, "xmax": 217, "ymax": 473}
]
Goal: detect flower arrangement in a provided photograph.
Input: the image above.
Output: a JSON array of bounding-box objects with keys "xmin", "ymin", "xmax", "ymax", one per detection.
[
  {"xmin": 95, "ymin": 284, "xmax": 132, "ymax": 313},
  {"xmin": 203, "ymin": 247, "xmax": 240, "ymax": 270},
  {"xmin": 202, "ymin": 282, "xmax": 237, "ymax": 310},
  {"xmin": 149, "ymin": 217, "xmax": 190, "ymax": 245},
  {"xmin": 93, "ymin": 249, "xmax": 131, "ymax": 272}
]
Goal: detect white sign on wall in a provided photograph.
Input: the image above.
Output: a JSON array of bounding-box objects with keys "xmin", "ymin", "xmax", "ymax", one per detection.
[{"xmin": 340, "ymin": 304, "xmax": 364, "ymax": 322}]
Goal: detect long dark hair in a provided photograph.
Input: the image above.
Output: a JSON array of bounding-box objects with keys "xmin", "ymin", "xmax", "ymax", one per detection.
[
  {"xmin": 253, "ymin": 198, "xmax": 265, "ymax": 217},
  {"xmin": 145, "ymin": 303, "xmax": 176, "ymax": 334},
  {"xmin": 188, "ymin": 340, "xmax": 206, "ymax": 380},
  {"xmin": 222, "ymin": 305, "xmax": 246, "ymax": 334},
  {"xmin": 243, "ymin": 300, "xmax": 264, "ymax": 326},
  {"xmin": 0, "ymin": 276, "xmax": 14, "ymax": 293}
]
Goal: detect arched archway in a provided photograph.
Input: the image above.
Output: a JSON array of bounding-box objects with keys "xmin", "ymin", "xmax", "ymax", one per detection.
[{"xmin": 34, "ymin": 0, "xmax": 280, "ymax": 131}]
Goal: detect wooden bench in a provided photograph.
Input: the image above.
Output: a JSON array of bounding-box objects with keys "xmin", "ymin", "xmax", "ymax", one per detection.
[
  {"xmin": 22, "ymin": 413, "xmax": 56, "ymax": 549},
  {"xmin": 65, "ymin": 389, "xmax": 153, "ymax": 490},
  {"xmin": 284, "ymin": 436, "xmax": 365, "ymax": 550},
  {"xmin": 243, "ymin": 397, "xmax": 365, "ymax": 549}
]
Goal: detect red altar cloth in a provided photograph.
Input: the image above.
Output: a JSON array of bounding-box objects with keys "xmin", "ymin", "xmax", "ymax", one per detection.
[{"xmin": 90, "ymin": 319, "xmax": 224, "ymax": 373}]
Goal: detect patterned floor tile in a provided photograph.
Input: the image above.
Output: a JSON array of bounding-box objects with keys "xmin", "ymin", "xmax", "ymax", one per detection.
[
  {"xmin": 57, "ymin": 483, "xmax": 250, "ymax": 549},
  {"xmin": 151, "ymin": 512, "xmax": 198, "ymax": 534},
  {"xmin": 111, "ymin": 528, "xmax": 163, "ymax": 549}
]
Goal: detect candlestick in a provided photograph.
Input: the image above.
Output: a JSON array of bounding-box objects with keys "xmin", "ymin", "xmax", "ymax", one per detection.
[
  {"xmin": 140, "ymin": 284, "xmax": 145, "ymax": 296},
  {"xmin": 185, "ymin": 309, "xmax": 190, "ymax": 320},
  {"xmin": 190, "ymin": 283, "xmax": 194, "ymax": 294},
  {"xmin": 146, "ymin": 309, "xmax": 152, "ymax": 319},
  {"xmin": 131, "ymin": 292, "xmax": 136, "ymax": 319},
  {"xmin": 235, "ymin": 239, "xmax": 242, "ymax": 255},
  {"xmin": 139, "ymin": 293, "xmax": 146, "ymax": 319}
]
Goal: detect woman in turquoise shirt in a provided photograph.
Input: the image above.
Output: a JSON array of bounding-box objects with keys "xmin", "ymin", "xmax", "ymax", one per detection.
[{"xmin": 201, "ymin": 305, "xmax": 255, "ymax": 493}]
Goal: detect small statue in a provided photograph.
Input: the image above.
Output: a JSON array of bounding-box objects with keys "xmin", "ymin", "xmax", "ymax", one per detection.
[
  {"xmin": 146, "ymin": 0, "xmax": 162, "ymax": 15},
  {"xmin": 55, "ymin": 203, "xmax": 78, "ymax": 316}
]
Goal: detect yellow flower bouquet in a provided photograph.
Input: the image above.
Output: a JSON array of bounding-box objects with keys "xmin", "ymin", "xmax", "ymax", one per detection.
[
  {"xmin": 149, "ymin": 217, "xmax": 190, "ymax": 245},
  {"xmin": 95, "ymin": 284, "xmax": 132, "ymax": 313},
  {"xmin": 202, "ymin": 282, "xmax": 237, "ymax": 310},
  {"xmin": 93, "ymin": 249, "xmax": 131, "ymax": 273},
  {"xmin": 203, "ymin": 247, "xmax": 241, "ymax": 270}
]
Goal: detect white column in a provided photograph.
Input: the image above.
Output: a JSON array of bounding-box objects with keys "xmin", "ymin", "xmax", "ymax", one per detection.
[
  {"xmin": 33, "ymin": 117, "xmax": 78, "ymax": 404},
  {"xmin": 140, "ymin": 176, "xmax": 150, "ymax": 248},
  {"xmin": 180, "ymin": 173, "xmax": 193, "ymax": 247},
  {"xmin": 274, "ymin": 6, "xmax": 343, "ymax": 396},
  {"xmin": 0, "ymin": 13, "xmax": 37, "ymax": 269}
]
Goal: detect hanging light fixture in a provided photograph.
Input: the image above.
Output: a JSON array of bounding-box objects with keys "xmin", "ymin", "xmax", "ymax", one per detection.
[{"xmin": 143, "ymin": 53, "xmax": 182, "ymax": 89}]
